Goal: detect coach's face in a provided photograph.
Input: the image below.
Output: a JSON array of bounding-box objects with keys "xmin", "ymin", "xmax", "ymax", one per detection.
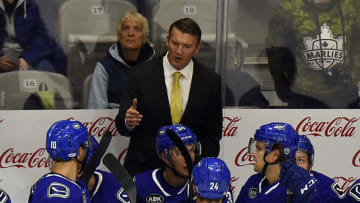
[{"xmin": 166, "ymin": 26, "xmax": 200, "ymax": 70}]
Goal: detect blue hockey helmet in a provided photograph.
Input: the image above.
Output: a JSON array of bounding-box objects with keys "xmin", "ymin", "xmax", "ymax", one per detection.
[
  {"xmin": 297, "ymin": 135, "xmax": 314, "ymax": 166},
  {"xmin": 156, "ymin": 124, "xmax": 200, "ymax": 157},
  {"xmin": 192, "ymin": 157, "xmax": 231, "ymax": 200},
  {"xmin": 249, "ymin": 122, "xmax": 299, "ymax": 160},
  {"xmin": 46, "ymin": 120, "xmax": 90, "ymax": 161},
  {"xmin": 85, "ymin": 135, "xmax": 99, "ymax": 166}
]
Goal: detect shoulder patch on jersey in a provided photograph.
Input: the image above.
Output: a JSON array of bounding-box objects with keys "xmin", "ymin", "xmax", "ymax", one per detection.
[
  {"xmin": 349, "ymin": 182, "xmax": 360, "ymax": 201},
  {"xmin": 47, "ymin": 182, "xmax": 70, "ymax": 199},
  {"xmin": 0, "ymin": 190, "xmax": 9, "ymax": 203},
  {"xmin": 331, "ymin": 182, "xmax": 345, "ymax": 199},
  {"xmin": 146, "ymin": 194, "xmax": 164, "ymax": 203},
  {"xmin": 117, "ymin": 187, "xmax": 130, "ymax": 203},
  {"xmin": 248, "ymin": 187, "xmax": 258, "ymax": 199}
]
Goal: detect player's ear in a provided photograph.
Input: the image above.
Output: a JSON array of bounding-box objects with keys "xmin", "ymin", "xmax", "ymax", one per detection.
[
  {"xmin": 269, "ymin": 148, "xmax": 281, "ymax": 163},
  {"xmin": 77, "ymin": 147, "xmax": 84, "ymax": 160}
]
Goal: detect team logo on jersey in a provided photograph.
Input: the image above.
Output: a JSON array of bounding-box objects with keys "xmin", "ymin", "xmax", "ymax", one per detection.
[
  {"xmin": 302, "ymin": 23, "xmax": 345, "ymax": 72},
  {"xmin": 0, "ymin": 189, "xmax": 9, "ymax": 203},
  {"xmin": 248, "ymin": 187, "xmax": 258, "ymax": 199},
  {"xmin": 331, "ymin": 182, "xmax": 346, "ymax": 199},
  {"xmin": 47, "ymin": 182, "xmax": 70, "ymax": 199},
  {"xmin": 348, "ymin": 182, "xmax": 360, "ymax": 201},
  {"xmin": 117, "ymin": 187, "xmax": 130, "ymax": 203},
  {"xmin": 146, "ymin": 194, "xmax": 164, "ymax": 203}
]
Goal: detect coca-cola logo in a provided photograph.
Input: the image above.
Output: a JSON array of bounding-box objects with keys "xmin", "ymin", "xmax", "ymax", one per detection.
[
  {"xmin": 333, "ymin": 176, "xmax": 357, "ymax": 193},
  {"xmin": 296, "ymin": 117, "xmax": 358, "ymax": 137},
  {"xmin": 235, "ymin": 146, "xmax": 255, "ymax": 167},
  {"xmin": 223, "ymin": 117, "xmax": 241, "ymax": 137},
  {"xmin": 67, "ymin": 117, "xmax": 119, "ymax": 137},
  {"xmin": 0, "ymin": 148, "xmax": 53, "ymax": 168}
]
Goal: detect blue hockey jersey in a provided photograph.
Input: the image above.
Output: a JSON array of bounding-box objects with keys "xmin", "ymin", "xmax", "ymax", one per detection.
[
  {"xmin": 28, "ymin": 172, "xmax": 91, "ymax": 203},
  {"xmin": 0, "ymin": 188, "xmax": 11, "ymax": 203},
  {"xmin": 236, "ymin": 171, "xmax": 345, "ymax": 203},
  {"xmin": 236, "ymin": 173, "xmax": 287, "ymax": 203},
  {"xmin": 135, "ymin": 168, "xmax": 189, "ymax": 203},
  {"xmin": 136, "ymin": 168, "xmax": 234, "ymax": 203},
  {"xmin": 91, "ymin": 170, "xmax": 130, "ymax": 202}
]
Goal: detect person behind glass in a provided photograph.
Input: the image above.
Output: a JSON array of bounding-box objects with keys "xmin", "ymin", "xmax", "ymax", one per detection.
[
  {"xmin": 28, "ymin": 120, "xmax": 91, "ymax": 203},
  {"xmin": 0, "ymin": 187, "xmax": 11, "ymax": 203},
  {"xmin": 191, "ymin": 157, "xmax": 234, "ymax": 203},
  {"xmin": 235, "ymin": 122, "xmax": 300, "ymax": 203},
  {"xmin": 135, "ymin": 124, "xmax": 200, "ymax": 202},
  {"xmin": 266, "ymin": 0, "xmax": 360, "ymax": 108},
  {"xmin": 0, "ymin": 0, "xmax": 67, "ymax": 74},
  {"xmin": 115, "ymin": 17, "xmax": 222, "ymax": 176},
  {"xmin": 280, "ymin": 135, "xmax": 345, "ymax": 202},
  {"xmin": 88, "ymin": 11, "xmax": 155, "ymax": 109}
]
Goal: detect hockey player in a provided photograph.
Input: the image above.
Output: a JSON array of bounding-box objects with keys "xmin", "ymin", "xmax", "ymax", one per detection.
[
  {"xmin": 85, "ymin": 136, "xmax": 130, "ymax": 202},
  {"xmin": 28, "ymin": 120, "xmax": 91, "ymax": 203},
  {"xmin": 279, "ymin": 135, "xmax": 345, "ymax": 202},
  {"xmin": 292, "ymin": 135, "xmax": 345, "ymax": 201},
  {"xmin": 135, "ymin": 124, "xmax": 200, "ymax": 202},
  {"xmin": 0, "ymin": 187, "xmax": 11, "ymax": 203},
  {"xmin": 191, "ymin": 157, "xmax": 234, "ymax": 203},
  {"xmin": 235, "ymin": 122, "xmax": 300, "ymax": 203}
]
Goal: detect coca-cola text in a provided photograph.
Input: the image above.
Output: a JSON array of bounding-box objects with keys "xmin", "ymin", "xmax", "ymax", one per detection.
[
  {"xmin": 0, "ymin": 148, "xmax": 53, "ymax": 168},
  {"xmin": 223, "ymin": 117, "xmax": 240, "ymax": 137},
  {"xmin": 296, "ymin": 117, "xmax": 358, "ymax": 137},
  {"xmin": 235, "ymin": 146, "xmax": 255, "ymax": 167}
]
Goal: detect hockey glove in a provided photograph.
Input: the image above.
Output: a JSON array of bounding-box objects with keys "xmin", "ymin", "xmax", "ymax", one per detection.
[{"xmin": 280, "ymin": 161, "xmax": 319, "ymax": 200}]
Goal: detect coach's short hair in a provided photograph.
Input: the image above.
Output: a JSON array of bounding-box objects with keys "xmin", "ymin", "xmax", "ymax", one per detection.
[{"xmin": 168, "ymin": 18, "xmax": 202, "ymax": 44}]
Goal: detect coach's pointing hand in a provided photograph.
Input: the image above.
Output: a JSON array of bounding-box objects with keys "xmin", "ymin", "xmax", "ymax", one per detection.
[{"xmin": 125, "ymin": 98, "xmax": 143, "ymax": 127}]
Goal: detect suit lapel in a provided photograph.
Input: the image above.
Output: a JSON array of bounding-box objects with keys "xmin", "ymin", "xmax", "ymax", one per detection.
[
  {"xmin": 182, "ymin": 61, "xmax": 202, "ymax": 121},
  {"xmin": 152, "ymin": 57, "xmax": 172, "ymax": 123}
]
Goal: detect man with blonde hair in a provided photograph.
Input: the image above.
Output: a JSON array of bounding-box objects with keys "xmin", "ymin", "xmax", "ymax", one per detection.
[{"xmin": 88, "ymin": 11, "xmax": 155, "ymax": 109}]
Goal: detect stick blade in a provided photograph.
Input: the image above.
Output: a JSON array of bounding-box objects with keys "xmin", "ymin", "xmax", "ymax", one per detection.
[{"xmin": 103, "ymin": 153, "xmax": 137, "ymax": 203}]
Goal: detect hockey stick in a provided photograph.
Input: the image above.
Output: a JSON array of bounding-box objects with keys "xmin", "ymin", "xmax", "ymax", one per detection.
[
  {"xmin": 103, "ymin": 153, "xmax": 137, "ymax": 203},
  {"xmin": 165, "ymin": 129, "xmax": 196, "ymax": 203},
  {"xmin": 82, "ymin": 131, "xmax": 112, "ymax": 184}
]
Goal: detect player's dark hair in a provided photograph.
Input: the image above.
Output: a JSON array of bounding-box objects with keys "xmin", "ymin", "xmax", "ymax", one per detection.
[{"xmin": 272, "ymin": 143, "xmax": 286, "ymax": 162}]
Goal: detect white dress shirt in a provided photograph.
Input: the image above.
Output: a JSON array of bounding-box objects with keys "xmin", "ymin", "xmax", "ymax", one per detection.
[{"xmin": 163, "ymin": 52, "xmax": 194, "ymax": 112}]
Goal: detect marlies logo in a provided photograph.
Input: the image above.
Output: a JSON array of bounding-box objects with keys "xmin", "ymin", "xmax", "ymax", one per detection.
[{"xmin": 302, "ymin": 23, "xmax": 345, "ymax": 71}]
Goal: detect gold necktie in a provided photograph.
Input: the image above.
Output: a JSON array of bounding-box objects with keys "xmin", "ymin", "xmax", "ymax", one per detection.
[{"xmin": 171, "ymin": 72, "xmax": 182, "ymax": 124}]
